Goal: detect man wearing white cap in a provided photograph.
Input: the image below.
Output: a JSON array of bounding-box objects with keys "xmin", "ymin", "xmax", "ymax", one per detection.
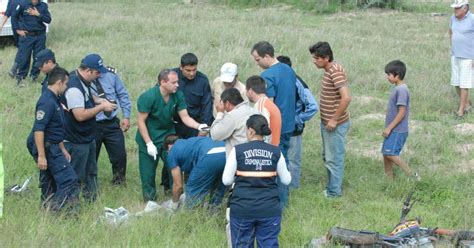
[
  {"xmin": 211, "ymin": 63, "xmax": 248, "ymax": 117},
  {"xmin": 449, "ymin": 0, "xmax": 473, "ymax": 118}
]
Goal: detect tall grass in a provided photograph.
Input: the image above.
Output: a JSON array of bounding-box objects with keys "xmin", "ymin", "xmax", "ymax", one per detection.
[{"xmin": 0, "ymin": 1, "xmax": 472, "ymax": 247}]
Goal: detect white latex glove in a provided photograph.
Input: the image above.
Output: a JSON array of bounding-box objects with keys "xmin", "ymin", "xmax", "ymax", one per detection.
[
  {"xmin": 197, "ymin": 123, "xmax": 209, "ymax": 132},
  {"xmin": 146, "ymin": 142, "xmax": 157, "ymax": 160}
]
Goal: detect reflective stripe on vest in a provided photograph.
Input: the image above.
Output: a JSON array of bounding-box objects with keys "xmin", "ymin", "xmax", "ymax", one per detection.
[{"xmin": 236, "ymin": 170, "xmax": 277, "ymax": 177}]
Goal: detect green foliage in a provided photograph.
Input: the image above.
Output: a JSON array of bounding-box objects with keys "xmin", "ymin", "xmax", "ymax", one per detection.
[{"xmin": 0, "ymin": 1, "xmax": 472, "ymax": 247}]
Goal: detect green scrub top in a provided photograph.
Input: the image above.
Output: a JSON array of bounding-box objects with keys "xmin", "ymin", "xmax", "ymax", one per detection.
[{"xmin": 135, "ymin": 86, "xmax": 187, "ymax": 148}]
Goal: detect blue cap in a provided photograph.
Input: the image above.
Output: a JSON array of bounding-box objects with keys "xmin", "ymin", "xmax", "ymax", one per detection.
[
  {"xmin": 34, "ymin": 49, "xmax": 55, "ymax": 68},
  {"xmin": 80, "ymin": 54, "xmax": 107, "ymax": 73}
]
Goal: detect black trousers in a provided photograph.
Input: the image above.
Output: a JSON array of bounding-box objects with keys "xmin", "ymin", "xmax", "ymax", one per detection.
[{"xmin": 95, "ymin": 118, "xmax": 127, "ymax": 184}]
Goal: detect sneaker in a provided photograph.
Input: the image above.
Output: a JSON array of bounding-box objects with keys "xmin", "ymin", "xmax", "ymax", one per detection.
[{"xmin": 17, "ymin": 79, "xmax": 26, "ymax": 88}]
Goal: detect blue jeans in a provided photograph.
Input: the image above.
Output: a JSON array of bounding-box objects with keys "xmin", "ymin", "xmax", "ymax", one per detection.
[
  {"xmin": 185, "ymin": 152, "xmax": 226, "ymax": 208},
  {"xmin": 230, "ymin": 216, "xmax": 281, "ymax": 248},
  {"xmin": 65, "ymin": 141, "xmax": 98, "ymax": 202},
  {"xmin": 320, "ymin": 121, "xmax": 350, "ymax": 197},
  {"xmin": 287, "ymin": 135, "xmax": 302, "ymax": 189},
  {"xmin": 278, "ymin": 132, "xmax": 292, "ymax": 209}
]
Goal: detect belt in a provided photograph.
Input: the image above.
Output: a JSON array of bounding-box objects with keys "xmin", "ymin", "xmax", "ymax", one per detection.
[
  {"xmin": 97, "ymin": 117, "xmax": 118, "ymax": 124},
  {"xmin": 26, "ymin": 31, "xmax": 45, "ymax": 36}
]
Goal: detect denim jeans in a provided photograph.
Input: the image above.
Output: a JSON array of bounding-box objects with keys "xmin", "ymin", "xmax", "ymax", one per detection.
[
  {"xmin": 230, "ymin": 216, "xmax": 281, "ymax": 248},
  {"xmin": 288, "ymin": 135, "xmax": 302, "ymax": 189},
  {"xmin": 320, "ymin": 120, "xmax": 350, "ymax": 197},
  {"xmin": 278, "ymin": 132, "xmax": 292, "ymax": 209}
]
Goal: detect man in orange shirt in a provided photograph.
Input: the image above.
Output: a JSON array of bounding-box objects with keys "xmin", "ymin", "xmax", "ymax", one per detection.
[{"xmin": 246, "ymin": 75, "xmax": 282, "ymax": 146}]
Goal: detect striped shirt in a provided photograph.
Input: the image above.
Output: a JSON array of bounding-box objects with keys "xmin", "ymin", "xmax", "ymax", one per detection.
[{"xmin": 320, "ymin": 62, "xmax": 350, "ymax": 125}]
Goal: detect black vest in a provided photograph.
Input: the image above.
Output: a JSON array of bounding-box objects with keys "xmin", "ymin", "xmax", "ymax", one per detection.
[
  {"xmin": 60, "ymin": 71, "xmax": 97, "ymax": 144},
  {"xmin": 230, "ymin": 140, "xmax": 281, "ymax": 218}
]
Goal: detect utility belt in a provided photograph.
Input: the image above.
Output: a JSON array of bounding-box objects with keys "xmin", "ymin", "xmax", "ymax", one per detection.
[{"xmin": 25, "ymin": 31, "xmax": 45, "ymax": 36}]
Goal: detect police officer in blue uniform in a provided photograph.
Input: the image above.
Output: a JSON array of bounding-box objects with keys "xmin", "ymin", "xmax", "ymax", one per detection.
[
  {"xmin": 26, "ymin": 66, "xmax": 80, "ymax": 212},
  {"xmin": 34, "ymin": 48, "xmax": 58, "ymax": 93},
  {"xmin": 1, "ymin": 0, "xmax": 21, "ymax": 78},
  {"xmin": 11, "ymin": 0, "xmax": 51, "ymax": 87},
  {"xmin": 60, "ymin": 54, "xmax": 116, "ymax": 203},
  {"xmin": 92, "ymin": 66, "xmax": 131, "ymax": 185}
]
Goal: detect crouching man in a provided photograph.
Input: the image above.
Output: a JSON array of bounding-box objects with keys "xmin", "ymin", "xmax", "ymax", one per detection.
[{"xmin": 163, "ymin": 134, "xmax": 226, "ymax": 210}]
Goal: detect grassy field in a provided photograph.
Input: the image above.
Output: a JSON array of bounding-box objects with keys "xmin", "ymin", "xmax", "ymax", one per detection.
[{"xmin": 0, "ymin": 1, "xmax": 473, "ymax": 247}]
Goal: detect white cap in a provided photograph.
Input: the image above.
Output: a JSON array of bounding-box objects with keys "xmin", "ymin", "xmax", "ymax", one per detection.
[
  {"xmin": 220, "ymin": 63, "xmax": 238, "ymax": 83},
  {"xmin": 451, "ymin": 0, "xmax": 469, "ymax": 8}
]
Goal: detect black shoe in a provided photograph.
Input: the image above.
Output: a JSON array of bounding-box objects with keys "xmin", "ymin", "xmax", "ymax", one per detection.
[{"xmin": 8, "ymin": 70, "xmax": 15, "ymax": 79}]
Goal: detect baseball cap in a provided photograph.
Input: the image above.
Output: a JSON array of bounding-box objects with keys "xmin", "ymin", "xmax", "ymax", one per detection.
[
  {"xmin": 220, "ymin": 63, "xmax": 238, "ymax": 83},
  {"xmin": 34, "ymin": 49, "xmax": 55, "ymax": 68},
  {"xmin": 80, "ymin": 54, "xmax": 108, "ymax": 73},
  {"xmin": 451, "ymin": 0, "xmax": 469, "ymax": 8}
]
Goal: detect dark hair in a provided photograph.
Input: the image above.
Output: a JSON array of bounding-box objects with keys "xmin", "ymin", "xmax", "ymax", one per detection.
[
  {"xmin": 157, "ymin": 69, "xmax": 176, "ymax": 83},
  {"xmin": 48, "ymin": 66, "xmax": 69, "ymax": 85},
  {"xmin": 384, "ymin": 60, "xmax": 406, "ymax": 80},
  {"xmin": 276, "ymin": 55, "xmax": 292, "ymax": 67},
  {"xmin": 180, "ymin": 53, "xmax": 198, "ymax": 66},
  {"xmin": 163, "ymin": 134, "xmax": 179, "ymax": 150},
  {"xmin": 308, "ymin": 42, "xmax": 334, "ymax": 62},
  {"xmin": 251, "ymin": 41, "xmax": 274, "ymax": 58},
  {"xmin": 246, "ymin": 114, "xmax": 271, "ymax": 136},
  {"xmin": 220, "ymin": 88, "xmax": 244, "ymax": 106},
  {"xmin": 246, "ymin": 75, "xmax": 267, "ymax": 94}
]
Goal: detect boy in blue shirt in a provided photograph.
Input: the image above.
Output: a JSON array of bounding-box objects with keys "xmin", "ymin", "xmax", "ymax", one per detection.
[{"xmin": 382, "ymin": 60, "xmax": 417, "ymax": 180}]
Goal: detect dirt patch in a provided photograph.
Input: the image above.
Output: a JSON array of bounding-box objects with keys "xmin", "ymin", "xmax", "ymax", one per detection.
[
  {"xmin": 456, "ymin": 144, "xmax": 474, "ymax": 156},
  {"xmin": 453, "ymin": 123, "xmax": 474, "ymax": 136},
  {"xmin": 352, "ymin": 96, "xmax": 385, "ymax": 106},
  {"xmin": 357, "ymin": 113, "xmax": 385, "ymax": 121},
  {"xmin": 410, "ymin": 120, "xmax": 425, "ymax": 133},
  {"xmin": 456, "ymin": 159, "xmax": 474, "ymax": 173}
]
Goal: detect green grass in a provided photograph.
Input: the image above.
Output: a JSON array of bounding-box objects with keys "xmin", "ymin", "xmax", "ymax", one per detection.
[{"xmin": 0, "ymin": 1, "xmax": 473, "ymax": 247}]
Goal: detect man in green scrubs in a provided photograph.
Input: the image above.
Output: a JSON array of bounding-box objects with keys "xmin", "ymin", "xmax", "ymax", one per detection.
[{"xmin": 136, "ymin": 69, "xmax": 208, "ymax": 202}]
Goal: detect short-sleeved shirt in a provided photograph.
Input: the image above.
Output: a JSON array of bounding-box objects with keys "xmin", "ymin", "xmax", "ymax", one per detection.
[
  {"xmin": 451, "ymin": 11, "xmax": 474, "ymax": 59},
  {"xmin": 32, "ymin": 89, "xmax": 65, "ymax": 144},
  {"xmin": 261, "ymin": 62, "xmax": 296, "ymax": 134},
  {"xmin": 167, "ymin": 137, "xmax": 225, "ymax": 173},
  {"xmin": 320, "ymin": 62, "xmax": 350, "ymax": 125},
  {"xmin": 135, "ymin": 86, "xmax": 187, "ymax": 147},
  {"xmin": 385, "ymin": 84, "xmax": 410, "ymax": 133}
]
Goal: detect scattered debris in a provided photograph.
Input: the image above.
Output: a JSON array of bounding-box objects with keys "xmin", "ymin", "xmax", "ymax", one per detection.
[{"xmin": 7, "ymin": 177, "xmax": 32, "ymax": 193}]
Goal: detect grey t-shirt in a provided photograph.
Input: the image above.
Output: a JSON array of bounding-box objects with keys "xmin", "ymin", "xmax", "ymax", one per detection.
[{"xmin": 385, "ymin": 84, "xmax": 409, "ymax": 133}]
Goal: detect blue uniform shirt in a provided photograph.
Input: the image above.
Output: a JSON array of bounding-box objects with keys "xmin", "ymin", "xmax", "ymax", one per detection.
[
  {"xmin": 11, "ymin": 0, "xmax": 51, "ymax": 32},
  {"xmin": 32, "ymin": 89, "xmax": 65, "ymax": 144},
  {"xmin": 261, "ymin": 62, "xmax": 296, "ymax": 134},
  {"xmin": 172, "ymin": 68, "xmax": 213, "ymax": 125},
  {"xmin": 5, "ymin": 0, "xmax": 20, "ymax": 17},
  {"xmin": 167, "ymin": 137, "xmax": 225, "ymax": 174},
  {"xmin": 93, "ymin": 71, "xmax": 131, "ymax": 121}
]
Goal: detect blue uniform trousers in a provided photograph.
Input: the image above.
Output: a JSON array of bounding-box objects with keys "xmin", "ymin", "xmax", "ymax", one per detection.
[
  {"xmin": 15, "ymin": 32, "xmax": 46, "ymax": 80},
  {"xmin": 65, "ymin": 141, "xmax": 98, "ymax": 203},
  {"xmin": 26, "ymin": 137, "xmax": 79, "ymax": 211},
  {"xmin": 185, "ymin": 151, "xmax": 226, "ymax": 208},
  {"xmin": 40, "ymin": 144, "xmax": 79, "ymax": 211},
  {"xmin": 230, "ymin": 216, "xmax": 281, "ymax": 248},
  {"xmin": 95, "ymin": 118, "xmax": 127, "ymax": 184}
]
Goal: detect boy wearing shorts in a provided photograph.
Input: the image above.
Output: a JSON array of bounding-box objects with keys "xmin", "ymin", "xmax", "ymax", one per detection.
[{"xmin": 382, "ymin": 60, "xmax": 416, "ymax": 180}]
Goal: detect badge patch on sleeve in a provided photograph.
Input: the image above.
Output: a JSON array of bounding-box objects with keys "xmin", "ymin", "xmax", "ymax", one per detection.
[{"xmin": 36, "ymin": 110, "xmax": 45, "ymax": 120}]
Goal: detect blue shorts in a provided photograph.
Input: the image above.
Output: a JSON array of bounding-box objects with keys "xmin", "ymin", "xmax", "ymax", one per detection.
[{"xmin": 382, "ymin": 131, "xmax": 408, "ymax": 156}]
